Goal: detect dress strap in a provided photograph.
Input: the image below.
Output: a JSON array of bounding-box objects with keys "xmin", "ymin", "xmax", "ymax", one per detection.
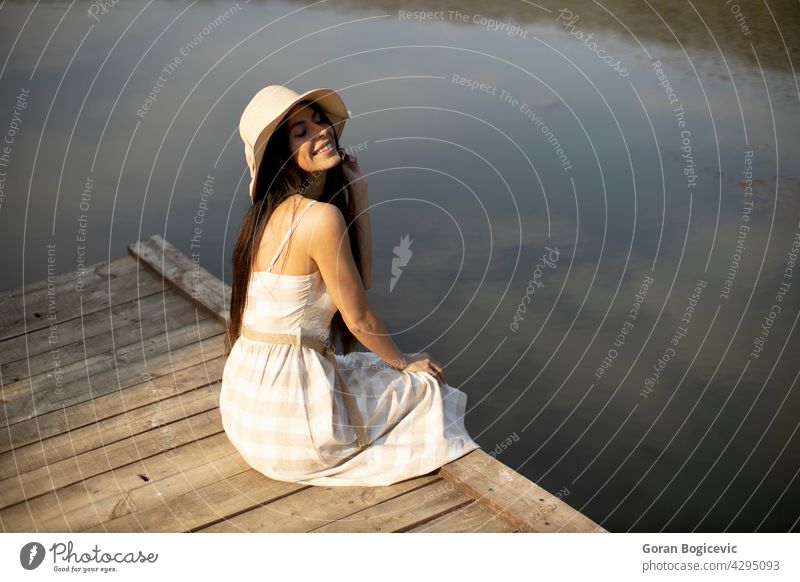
[{"xmin": 267, "ymin": 200, "xmax": 316, "ymax": 272}]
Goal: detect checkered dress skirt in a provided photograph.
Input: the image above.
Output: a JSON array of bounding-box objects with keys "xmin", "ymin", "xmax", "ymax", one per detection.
[{"xmin": 219, "ymin": 269, "xmax": 481, "ymax": 487}]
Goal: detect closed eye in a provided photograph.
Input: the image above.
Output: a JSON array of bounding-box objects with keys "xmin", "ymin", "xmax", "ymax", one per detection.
[{"xmin": 294, "ymin": 111, "xmax": 324, "ymax": 138}]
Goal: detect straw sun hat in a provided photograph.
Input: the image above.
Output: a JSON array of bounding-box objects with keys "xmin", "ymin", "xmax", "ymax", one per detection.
[{"xmin": 239, "ymin": 85, "xmax": 351, "ymax": 202}]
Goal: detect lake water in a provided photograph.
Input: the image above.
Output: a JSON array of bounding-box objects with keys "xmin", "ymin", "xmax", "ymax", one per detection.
[{"xmin": 1, "ymin": 0, "xmax": 798, "ymax": 532}]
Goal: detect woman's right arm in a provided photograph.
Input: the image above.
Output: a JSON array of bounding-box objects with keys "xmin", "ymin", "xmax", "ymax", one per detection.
[
  {"xmin": 308, "ymin": 203, "xmax": 448, "ymax": 382},
  {"xmin": 308, "ymin": 203, "xmax": 408, "ymax": 370}
]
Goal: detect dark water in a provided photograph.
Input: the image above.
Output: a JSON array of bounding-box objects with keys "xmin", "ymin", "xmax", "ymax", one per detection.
[{"xmin": 1, "ymin": 0, "xmax": 798, "ymax": 532}]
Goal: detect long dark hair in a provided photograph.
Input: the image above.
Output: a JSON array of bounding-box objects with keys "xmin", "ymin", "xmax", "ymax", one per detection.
[{"xmin": 225, "ymin": 100, "xmax": 362, "ymax": 357}]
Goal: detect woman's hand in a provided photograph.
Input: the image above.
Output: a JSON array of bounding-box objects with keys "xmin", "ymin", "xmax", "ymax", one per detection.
[
  {"xmin": 401, "ymin": 352, "xmax": 447, "ymax": 385},
  {"xmin": 339, "ymin": 150, "xmax": 368, "ymax": 213}
]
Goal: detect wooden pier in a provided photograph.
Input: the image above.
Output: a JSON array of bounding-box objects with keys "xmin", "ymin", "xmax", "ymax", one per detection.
[{"xmin": 0, "ymin": 235, "xmax": 607, "ymax": 533}]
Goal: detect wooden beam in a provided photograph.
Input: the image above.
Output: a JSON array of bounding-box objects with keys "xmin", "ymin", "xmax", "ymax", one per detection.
[
  {"xmin": 439, "ymin": 449, "xmax": 608, "ymax": 533},
  {"xmin": 128, "ymin": 235, "xmax": 230, "ymax": 323}
]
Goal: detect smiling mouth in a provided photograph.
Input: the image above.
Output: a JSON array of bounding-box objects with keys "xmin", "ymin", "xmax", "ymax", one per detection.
[{"xmin": 315, "ymin": 142, "xmax": 335, "ymax": 156}]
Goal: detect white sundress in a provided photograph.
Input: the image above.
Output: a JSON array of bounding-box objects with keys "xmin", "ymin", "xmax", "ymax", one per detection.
[{"xmin": 219, "ymin": 199, "xmax": 481, "ymax": 486}]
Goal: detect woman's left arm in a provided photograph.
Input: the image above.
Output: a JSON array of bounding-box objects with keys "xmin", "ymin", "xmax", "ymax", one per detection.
[{"xmin": 343, "ymin": 152, "xmax": 372, "ymax": 290}]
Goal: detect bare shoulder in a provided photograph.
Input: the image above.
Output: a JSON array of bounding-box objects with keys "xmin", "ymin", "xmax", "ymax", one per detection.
[{"xmin": 301, "ymin": 201, "xmax": 346, "ymax": 239}]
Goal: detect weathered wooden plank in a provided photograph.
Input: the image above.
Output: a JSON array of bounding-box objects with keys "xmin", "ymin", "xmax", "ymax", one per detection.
[
  {"xmin": 1, "ymin": 289, "xmax": 195, "ymax": 380},
  {"xmin": 83, "ymin": 469, "xmax": 307, "ymax": 532},
  {"xmin": 0, "ymin": 407, "xmax": 223, "ymax": 509},
  {"xmin": 439, "ymin": 449, "xmax": 607, "ymax": 533},
  {"xmin": 55, "ymin": 454, "xmax": 251, "ymax": 533},
  {"xmin": 129, "ymin": 235, "xmax": 230, "ymax": 322},
  {"xmin": 1, "ymin": 342, "xmax": 226, "ymax": 454},
  {"xmin": 407, "ymin": 500, "xmax": 518, "ymax": 533},
  {"xmin": 198, "ymin": 473, "xmax": 440, "ymax": 533},
  {"xmin": 1, "ymin": 317, "xmax": 223, "ymax": 428},
  {"xmin": 0, "ymin": 432, "xmax": 238, "ymax": 532},
  {"xmin": 0, "ymin": 254, "xmax": 134, "ymax": 304},
  {"xmin": 1, "ymin": 379, "xmax": 221, "ymax": 478},
  {"xmin": 0, "ymin": 255, "xmax": 164, "ymax": 342},
  {"xmin": 310, "ymin": 479, "xmax": 473, "ymax": 532}
]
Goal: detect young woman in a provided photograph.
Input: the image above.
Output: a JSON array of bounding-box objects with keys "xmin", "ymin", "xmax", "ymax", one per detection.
[{"xmin": 219, "ymin": 85, "xmax": 480, "ymax": 486}]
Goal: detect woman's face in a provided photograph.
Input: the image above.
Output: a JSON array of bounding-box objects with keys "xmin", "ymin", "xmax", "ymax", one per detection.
[{"xmin": 285, "ymin": 102, "xmax": 341, "ymax": 173}]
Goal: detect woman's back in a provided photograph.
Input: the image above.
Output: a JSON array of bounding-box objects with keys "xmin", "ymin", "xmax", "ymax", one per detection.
[
  {"xmin": 244, "ymin": 197, "xmax": 337, "ymax": 338},
  {"xmin": 254, "ymin": 194, "xmax": 320, "ymax": 276}
]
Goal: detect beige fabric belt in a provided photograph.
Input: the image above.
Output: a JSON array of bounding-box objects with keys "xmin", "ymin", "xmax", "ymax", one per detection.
[{"xmin": 240, "ymin": 327, "xmax": 369, "ymax": 448}]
